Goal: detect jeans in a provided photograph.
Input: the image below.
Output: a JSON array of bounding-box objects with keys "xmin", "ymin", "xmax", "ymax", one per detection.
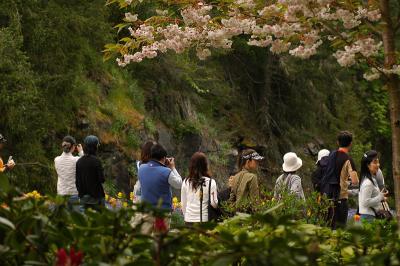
[
  {"xmin": 67, "ymin": 195, "xmax": 80, "ymax": 212},
  {"xmin": 360, "ymin": 214, "xmax": 375, "ymax": 222},
  {"xmin": 79, "ymin": 195, "xmax": 105, "ymax": 212}
]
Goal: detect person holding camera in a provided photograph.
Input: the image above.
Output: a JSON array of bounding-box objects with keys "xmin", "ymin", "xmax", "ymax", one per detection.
[
  {"xmin": 54, "ymin": 136, "xmax": 83, "ymax": 210},
  {"xmin": 358, "ymin": 150, "xmax": 390, "ymax": 221},
  {"xmin": 0, "ymin": 134, "xmax": 15, "ymax": 173},
  {"xmin": 139, "ymin": 143, "xmax": 182, "ymax": 209},
  {"xmin": 138, "ymin": 143, "xmax": 182, "ymax": 233}
]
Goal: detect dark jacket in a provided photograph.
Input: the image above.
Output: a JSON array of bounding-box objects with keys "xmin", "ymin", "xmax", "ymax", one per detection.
[
  {"xmin": 312, "ymin": 156, "xmax": 329, "ymax": 192},
  {"xmin": 76, "ymin": 155, "xmax": 105, "ymax": 199}
]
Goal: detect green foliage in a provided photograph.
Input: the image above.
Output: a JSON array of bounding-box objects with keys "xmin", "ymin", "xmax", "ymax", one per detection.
[{"xmin": 0, "ymin": 188, "xmax": 399, "ymax": 265}]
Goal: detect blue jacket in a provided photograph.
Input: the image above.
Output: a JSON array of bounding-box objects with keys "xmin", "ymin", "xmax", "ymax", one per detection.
[{"xmin": 139, "ymin": 160, "xmax": 172, "ymax": 210}]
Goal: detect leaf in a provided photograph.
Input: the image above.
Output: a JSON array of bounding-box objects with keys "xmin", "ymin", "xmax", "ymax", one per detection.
[
  {"xmin": 70, "ymin": 211, "xmax": 88, "ymax": 227},
  {"xmin": 0, "ymin": 174, "xmax": 10, "ymax": 192},
  {"xmin": 0, "ymin": 216, "xmax": 15, "ymax": 230},
  {"xmin": 23, "ymin": 261, "xmax": 47, "ymax": 266},
  {"xmin": 114, "ymin": 23, "xmax": 131, "ymax": 33},
  {"xmin": 211, "ymin": 256, "xmax": 236, "ymax": 266}
]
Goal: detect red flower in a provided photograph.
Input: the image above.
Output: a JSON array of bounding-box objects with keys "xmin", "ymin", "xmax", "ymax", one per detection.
[
  {"xmin": 154, "ymin": 217, "xmax": 168, "ymax": 233},
  {"xmin": 56, "ymin": 248, "xmax": 68, "ymax": 266},
  {"xmin": 70, "ymin": 247, "xmax": 83, "ymax": 266},
  {"xmin": 56, "ymin": 247, "xmax": 83, "ymax": 266}
]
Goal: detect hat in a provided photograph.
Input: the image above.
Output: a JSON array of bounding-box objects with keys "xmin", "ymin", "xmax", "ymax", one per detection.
[
  {"xmin": 282, "ymin": 152, "xmax": 302, "ymax": 172},
  {"xmin": 242, "ymin": 151, "xmax": 264, "ymax": 161},
  {"xmin": 0, "ymin": 134, "xmax": 6, "ymax": 143},
  {"xmin": 316, "ymin": 149, "xmax": 330, "ymax": 164},
  {"xmin": 84, "ymin": 135, "xmax": 100, "ymax": 146},
  {"xmin": 63, "ymin": 136, "xmax": 76, "ymax": 145}
]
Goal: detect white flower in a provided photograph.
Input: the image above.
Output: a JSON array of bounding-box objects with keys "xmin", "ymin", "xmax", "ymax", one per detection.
[
  {"xmin": 196, "ymin": 48, "xmax": 212, "ymax": 60},
  {"xmin": 125, "ymin": 12, "xmax": 138, "ymax": 22},
  {"xmin": 363, "ymin": 68, "xmax": 380, "ymax": 81}
]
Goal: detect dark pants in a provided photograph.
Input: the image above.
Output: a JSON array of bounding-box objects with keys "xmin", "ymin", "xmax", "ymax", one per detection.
[
  {"xmin": 328, "ymin": 199, "xmax": 348, "ymax": 230},
  {"xmin": 80, "ymin": 195, "xmax": 105, "ymax": 212}
]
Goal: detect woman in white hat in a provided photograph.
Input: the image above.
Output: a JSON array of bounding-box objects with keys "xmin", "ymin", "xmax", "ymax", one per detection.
[{"xmin": 274, "ymin": 152, "xmax": 305, "ymax": 200}]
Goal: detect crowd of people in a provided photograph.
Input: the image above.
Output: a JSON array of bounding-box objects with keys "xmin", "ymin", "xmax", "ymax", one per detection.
[{"xmin": 0, "ymin": 130, "xmax": 392, "ymax": 232}]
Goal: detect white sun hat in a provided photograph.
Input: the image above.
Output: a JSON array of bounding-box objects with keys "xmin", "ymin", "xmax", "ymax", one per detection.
[
  {"xmin": 282, "ymin": 152, "xmax": 303, "ymax": 172},
  {"xmin": 316, "ymin": 149, "xmax": 330, "ymax": 164}
]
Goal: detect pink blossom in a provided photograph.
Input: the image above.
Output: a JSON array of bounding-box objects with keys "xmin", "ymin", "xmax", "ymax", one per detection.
[
  {"xmin": 270, "ymin": 39, "xmax": 291, "ymax": 54},
  {"xmin": 196, "ymin": 48, "xmax": 212, "ymax": 60},
  {"xmin": 367, "ymin": 9, "xmax": 381, "ymax": 22}
]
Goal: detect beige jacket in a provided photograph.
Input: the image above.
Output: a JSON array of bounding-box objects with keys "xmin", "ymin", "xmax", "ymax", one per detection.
[{"xmin": 229, "ymin": 169, "xmax": 260, "ymax": 206}]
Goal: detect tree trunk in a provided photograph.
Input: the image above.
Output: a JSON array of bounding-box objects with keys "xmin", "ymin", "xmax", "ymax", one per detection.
[
  {"xmin": 380, "ymin": 0, "xmax": 400, "ymax": 222},
  {"xmin": 387, "ymin": 78, "xmax": 400, "ymax": 222}
]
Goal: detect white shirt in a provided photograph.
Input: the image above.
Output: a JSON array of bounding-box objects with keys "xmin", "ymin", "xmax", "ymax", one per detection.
[
  {"xmin": 181, "ymin": 177, "xmax": 218, "ymax": 222},
  {"xmin": 55, "ymin": 151, "xmax": 83, "ymax": 195},
  {"xmin": 358, "ymin": 176, "xmax": 384, "ymax": 216},
  {"xmin": 168, "ymin": 168, "xmax": 182, "ymax": 189}
]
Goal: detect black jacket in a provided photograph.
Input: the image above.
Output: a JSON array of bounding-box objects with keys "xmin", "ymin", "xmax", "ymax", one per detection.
[{"xmin": 76, "ymin": 155, "xmax": 105, "ymax": 199}]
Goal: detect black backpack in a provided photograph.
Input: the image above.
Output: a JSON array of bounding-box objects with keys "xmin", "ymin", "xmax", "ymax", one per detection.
[
  {"xmin": 312, "ymin": 156, "xmax": 329, "ymax": 192},
  {"xmin": 320, "ymin": 150, "xmax": 348, "ymax": 200}
]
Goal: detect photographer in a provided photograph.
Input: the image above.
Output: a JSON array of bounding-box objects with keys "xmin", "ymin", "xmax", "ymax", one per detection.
[
  {"xmin": 138, "ymin": 143, "xmax": 182, "ymax": 233},
  {"xmin": 54, "ymin": 136, "xmax": 83, "ymax": 210},
  {"xmin": 0, "ymin": 134, "xmax": 15, "ymax": 173}
]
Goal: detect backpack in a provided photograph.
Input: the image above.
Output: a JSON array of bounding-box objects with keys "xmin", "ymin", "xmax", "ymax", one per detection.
[
  {"xmin": 320, "ymin": 150, "xmax": 348, "ymax": 200},
  {"xmin": 312, "ymin": 156, "xmax": 329, "ymax": 192}
]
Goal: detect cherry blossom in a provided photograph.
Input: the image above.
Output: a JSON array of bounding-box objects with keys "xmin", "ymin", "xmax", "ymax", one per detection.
[{"xmin": 108, "ymin": 0, "xmax": 395, "ymax": 81}]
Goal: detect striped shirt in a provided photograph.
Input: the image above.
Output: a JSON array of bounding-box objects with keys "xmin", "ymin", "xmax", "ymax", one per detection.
[{"xmin": 55, "ymin": 151, "xmax": 83, "ymax": 195}]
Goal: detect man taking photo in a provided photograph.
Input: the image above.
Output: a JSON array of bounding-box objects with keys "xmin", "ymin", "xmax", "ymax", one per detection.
[{"xmin": 0, "ymin": 134, "xmax": 15, "ymax": 173}]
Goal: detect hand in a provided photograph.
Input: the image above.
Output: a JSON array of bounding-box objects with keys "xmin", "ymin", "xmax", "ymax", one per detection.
[
  {"xmin": 384, "ymin": 197, "xmax": 389, "ymax": 202},
  {"xmin": 381, "ymin": 188, "xmax": 389, "ymax": 197},
  {"xmin": 7, "ymin": 159, "xmax": 15, "ymax": 169},
  {"xmin": 76, "ymin": 144, "xmax": 83, "ymax": 153},
  {"xmin": 167, "ymin": 157, "xmax": 175, "ymax": 169},
  {"xmin": 228, "ymin": 176, "xmax": 234, "ymax": 188}
]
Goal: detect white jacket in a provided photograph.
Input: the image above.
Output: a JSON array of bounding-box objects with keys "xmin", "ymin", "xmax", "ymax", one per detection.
[
  {"xmin": 358, "ymin": 176, "xmax": 384, "ymax": 216},
  {"xmin": 55, "ymin": 151, "xmax": 83, "ymax": 195},
  {"xmin": 181, "ymin": 177, "xmax": 218, "ymax": 222}
]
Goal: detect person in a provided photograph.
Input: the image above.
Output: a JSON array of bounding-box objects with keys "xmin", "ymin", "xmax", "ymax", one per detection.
[
  {"xmin": 274, "ymin": 152, "xmax": 305, "ymax": 200},
  {"xmin": 218, "ymin": 174, "xmax": 234, "ymax": 203},
  {"xmin": 138, "ymin": 143, "xmax": 182, "ymax": 233},
  {"xmin": 229, "ymin": 149, "xmax": 263, "ymax": 208},
  {"xmin": 139, "ymin": 143, "xmax": 182, "ymax": 209},
  {"xmin": 321, "ymin": 131, "xmax": 359, "ymax": 229},
  {"xmin": 54, "ymin": 136, "xmax": 83, "ymax": 210},
  {"xmin": 0, "ymin": 134, "xmax": 15, "ymax": 173},
  {"xmin": 181, "ymin": 152, "xmax": 218, "ymax": 223},
  {"xmin": 76, "ymin": 135, "xmax": 105, "ymax": 211},
  {"xmin": 133, "ymin": 141, "xmax": 155, "ymax": 202},
  {"xmin": 358, "ymin": 150, "xmax": 389, "ymax": 221},
  {"xmin": 312, "ymin": 149, "xmax": 330, "ymax": 192}
]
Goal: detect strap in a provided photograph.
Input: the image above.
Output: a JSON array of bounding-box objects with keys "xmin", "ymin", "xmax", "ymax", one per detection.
[
  {"xmin": 284, "ymin": 174, "xmax": 293, "ymax": 191},
  {"xmin": 200, "ymin": 179, "xmax": 204, "ymax": 223},
  {"xmin": 208, "ymin": 178, "xmax": 212, "ymax": 204},
  {"xmin": 370, "ymin": 206, "xmax": 378, "ymax": 216}
]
